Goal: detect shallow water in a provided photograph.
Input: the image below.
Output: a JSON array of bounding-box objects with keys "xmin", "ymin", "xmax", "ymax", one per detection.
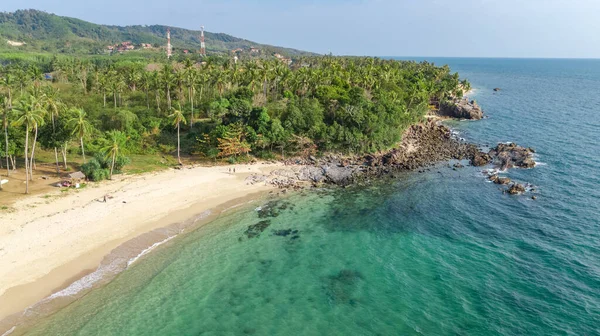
[{"xmin": 22, "ymin": 58, "xmax": 600, "ymax": 335}]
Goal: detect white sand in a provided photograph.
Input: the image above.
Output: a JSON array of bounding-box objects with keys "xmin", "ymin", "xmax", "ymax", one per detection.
[{"xmin": 0, "ymin": 163, "xmax": 280, "ymax": 321}]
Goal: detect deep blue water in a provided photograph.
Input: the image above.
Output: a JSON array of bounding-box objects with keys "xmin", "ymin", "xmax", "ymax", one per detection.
[{"xmin": 22, "ymin": 59, "xmax": 600, "ymax": 335}]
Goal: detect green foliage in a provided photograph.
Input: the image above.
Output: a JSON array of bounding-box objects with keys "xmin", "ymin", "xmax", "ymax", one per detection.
[
  {"xmin": 0, "ymin": 9, "xmax": 315, "ymax": 57},
  {"xmin": 81, "ymin": 153, "xmax": 130, "ymax": 181},
  {"xmin": 81, "ymin": 157, "xmax": 108, "ymax": 181},
  {"xmin": 0, "ymin": 49, "xmax": 469, "ymax": 176}
]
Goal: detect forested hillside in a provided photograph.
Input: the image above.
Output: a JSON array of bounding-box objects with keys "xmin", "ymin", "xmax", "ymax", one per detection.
[{"xmin": 0, "ymin": 9, "xmax": 313, "ymax": 56}]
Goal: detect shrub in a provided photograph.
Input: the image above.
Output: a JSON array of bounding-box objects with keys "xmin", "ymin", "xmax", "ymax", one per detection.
[{"xmin": 81, "ymin": 154, "xmax": 130, "ymax": 181}]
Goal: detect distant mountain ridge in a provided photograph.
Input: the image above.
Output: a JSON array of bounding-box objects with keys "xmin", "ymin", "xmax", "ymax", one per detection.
[{"xmin": 0, "ymin": 9, "xmax": 314, "ymax": 56}]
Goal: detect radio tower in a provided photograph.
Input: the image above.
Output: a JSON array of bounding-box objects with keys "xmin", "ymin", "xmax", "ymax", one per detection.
[
  {"xmin": 167, "ymin": 28, "xmax": 172, "ymax": 59},
  {"xmin": 200, "ymin": 26, "xmax": 206, "ymax": 56}
]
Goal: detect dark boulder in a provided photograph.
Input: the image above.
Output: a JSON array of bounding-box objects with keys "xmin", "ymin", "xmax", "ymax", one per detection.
[
  {"xmin": 471, "ymin": 152, "xmax": 492, "ymax": 167},
  {"xmin": 323, "ymin": 165, "xmax": 355, "ymax": 186},
  {"xmin": 489, "ymin": 175, "xmax": 511, "ymax": 185},
  {"xmin": 507, "ymin": 183, "xmax": 526, "ymax": 195},
  {"xmin": 439, "ymin": 99, "xmax": 484, "ymax": 120}
]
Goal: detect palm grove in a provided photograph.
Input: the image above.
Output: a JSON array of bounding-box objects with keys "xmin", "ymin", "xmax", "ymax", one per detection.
[{"xmin": 0, "ymin": 55, "xmax": 469, "ymax": 193}]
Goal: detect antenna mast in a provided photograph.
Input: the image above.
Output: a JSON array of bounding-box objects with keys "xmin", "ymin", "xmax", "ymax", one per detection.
[
  {"xmin": 167, "ymin": 28, "xmax": 172, "ymax": 59},
  {"xmin": 200, "ymin": 26, "xmax": 206, "ymax": 56}
]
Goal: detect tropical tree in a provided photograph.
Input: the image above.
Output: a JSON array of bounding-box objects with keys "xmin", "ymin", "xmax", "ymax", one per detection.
[
  {"xmin": 101, "ymin": 130, "xmax": 128, "ymax": 179},
  {"xmin": 169, "ymin": 105, "xmax": 187, "ymax": 165},
  {"xmin": 160, "ymin": 63, "xmax": 175, "ymax": 110},
  {"xmin": 42, "ymin": 85, "xmax": 64, "ymax": 175},
  {"xmin": 184, "ymin": 64, "xmax": 199, "ymax": 127},
  {"xmin": 67, "ymin": 108, "xmax": 92, "ymax": 163},
  {"xmin": 1, "ymin": 96, "xmax": 10, "ymax": 177},
  {"xmin": 13, "ymin": 95, "xmax": 45, "ymax": 193}
]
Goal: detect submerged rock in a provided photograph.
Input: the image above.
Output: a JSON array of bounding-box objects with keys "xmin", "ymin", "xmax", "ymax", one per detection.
[
  {"xmin": 273, "ymin": 229, "xmax": 293, "ymax": 237},
  {"xmin": 244, "ymin": 220, "xmax": 272, "ymax": 238},
  {"xmin": 257, "ymin": 201, "xmax": 282, "ymax": 218},
  {"xmin": 324, "ymin": 269, "xmax": 364, "ymax": 305}
]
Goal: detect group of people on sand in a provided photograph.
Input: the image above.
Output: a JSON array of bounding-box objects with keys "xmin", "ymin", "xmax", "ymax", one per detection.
[{"xmin": 228, "ymin": 168, "xmax": 236, "ymax": 174}]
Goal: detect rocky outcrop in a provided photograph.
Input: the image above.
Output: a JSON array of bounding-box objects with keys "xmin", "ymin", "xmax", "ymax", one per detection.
[
  {"xmin": 472, "ymin": 152, "xmax": 492, "ymax": 167},
  {"xmin": 489, "ymin": 175, "xmax": 511, "ymax": 185},
  {"xmin": 439, "ymin": 99, "xmax": 484, "ymax": 120},
  {"xmin": 489, "ymin": 143, "xmax": 536, "ymax": 170},
  {"xmin": 247, "ymin": 122, "xmax": 490, "ymax": 188},
  {"xmin": 323, "ymin": 165, "xmax": 356, "ymax": 186},
  {"xmin": 507, "ymin": 183, "xmax": 526, "ymax": 195},
  {"xmin": 246, "ymin": 122, "xmax": 537, "ymax": 196}
]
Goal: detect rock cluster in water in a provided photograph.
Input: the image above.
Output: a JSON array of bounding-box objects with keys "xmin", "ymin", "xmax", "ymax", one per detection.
[{"xmin": 489, "ymin": 143, "xmax": 536, "ymax": 170}]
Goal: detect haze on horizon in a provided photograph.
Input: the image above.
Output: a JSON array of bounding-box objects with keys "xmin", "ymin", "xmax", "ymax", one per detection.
[{"xmin": 1, "ymin": 0, "xmax": 599, "ymax": 59}]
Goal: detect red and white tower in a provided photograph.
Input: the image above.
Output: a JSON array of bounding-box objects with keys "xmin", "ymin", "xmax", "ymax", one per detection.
[
  {"xmin": 200, "ymin": 26, "xmax": 206, "ymax": 56},
  {"xmin": 167, "ymin": 28, "xmax": 172, "ymax": 59}
]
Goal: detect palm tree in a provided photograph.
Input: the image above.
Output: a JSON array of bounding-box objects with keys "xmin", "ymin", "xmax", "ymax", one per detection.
[
  {"xmin": 1, "ymin": 72, "xmax": 14, "ymax": 104},
  {"xmin": 101, "ymin": 130, "xmax": 127, "ymax": 180},
  {"xmin": 28, "ymin": 65, "xmax": 44, "ymax": 88},
  {"xmin": 13, "ymin": 96, "xmax": 45, "ymax": 193},
  {"xmin": 109, "ymin": 76, "xmax": 126, "ymax": 109},
  {"xmin": 140, "ymin": 71, "xmax": 152, "ymax": 110},
  {"xmin": 43, "ymin": 85, "xmax": 65, "ymax": 175},
  {"xmin": 27, "ymin": 94, "xmax": 46, "ymax": 179},
  {"xmin": 169, "ymin": 105, "xmax": 187, "ymax": 165},
  {"xmin": 1, "ymin": 96, "xmax": 10, "ymax": 177},
  {"xmin": 67, "ymin": 108, "xmax": 92, "ymax": 163},
  {"xmin": 126, "ymin": 66, "xmax": 142, "ymax": 92},
  {"xmin": 97, "ymin": 72, "xmax": 109, "ymax": 108},
  {"xmin": 184, "ymin": 66, "xmax": 199, "ymax": 127},
  {"xmin": 151, "ymin": 71, "xmax": 162, "ymax": 114},
  {"xmin": 160, "ymin": 64, "xmax": 175, "ymax": 110}
]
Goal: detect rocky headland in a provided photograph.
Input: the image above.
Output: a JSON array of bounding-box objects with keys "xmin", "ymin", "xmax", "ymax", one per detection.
[
  {"xmin": 247, "ymin": 112, "xmax": 537, "ymax": 196},
  {"xmin": 438, "ymin": 99, "xmax": 484, "ymax": 120}
]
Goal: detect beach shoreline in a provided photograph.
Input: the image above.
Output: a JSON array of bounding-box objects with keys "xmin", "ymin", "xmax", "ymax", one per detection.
[{"xmin": 0, "ymin": 162, "xmax": 282, "ymax": 334}]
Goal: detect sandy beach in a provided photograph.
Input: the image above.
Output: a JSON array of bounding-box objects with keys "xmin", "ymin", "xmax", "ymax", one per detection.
[{"xmin": 0, "ymin": 162, "xmax": 281, "ymax": 326}]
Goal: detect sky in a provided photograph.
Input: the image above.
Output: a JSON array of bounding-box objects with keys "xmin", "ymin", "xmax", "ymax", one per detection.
[{"xmin": 1, "ymin": 0, "xmax": 599, "ymax": 58}]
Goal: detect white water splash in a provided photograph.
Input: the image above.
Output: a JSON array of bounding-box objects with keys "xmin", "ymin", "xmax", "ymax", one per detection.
[{"xmin": 127, "ymin": 235, "xmax": 176, "ymax": 267}]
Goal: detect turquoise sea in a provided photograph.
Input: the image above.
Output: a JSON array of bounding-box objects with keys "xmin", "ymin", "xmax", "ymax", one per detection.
[{"xmin": 22, "ymin": 58, "xmax": 600, "ymax": 335}]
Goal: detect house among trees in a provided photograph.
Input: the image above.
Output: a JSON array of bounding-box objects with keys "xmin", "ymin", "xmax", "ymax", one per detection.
[
  {"xmin": 106, "ymin": 41, "xmax": 136, "ymax": 53},
  {"xmin": 274, "ymin": 53, "xmax": 292, "ymax": 65}
]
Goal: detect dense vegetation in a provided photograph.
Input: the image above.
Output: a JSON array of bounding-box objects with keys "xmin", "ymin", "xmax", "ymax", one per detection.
[
  {"xmin": 0, "ymin": 53, "xmax": 468, "ymax": 193},
  {"xmin": 0, "ymin": 9, "xmax": 313, "ymax": 56}
]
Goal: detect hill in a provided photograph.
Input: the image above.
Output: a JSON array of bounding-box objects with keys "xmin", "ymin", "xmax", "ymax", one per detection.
[{"xmin": 0, "ymin": 9, "xmax": 314, "ymax": 57}]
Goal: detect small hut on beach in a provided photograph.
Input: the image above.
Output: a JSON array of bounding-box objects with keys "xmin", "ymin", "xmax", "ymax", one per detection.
[
  {"xmin": 67, "ymin": 171, "xmax": 86, "ymax": 188},
  {"xmin": 69, "ymin": 171, "xmax": 86, "ymax": 181}
]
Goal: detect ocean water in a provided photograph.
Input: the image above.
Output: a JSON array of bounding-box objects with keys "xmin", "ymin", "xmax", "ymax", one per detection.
[{"xmin": 21, "ymin": 59, "xmax": 600, "ymax": 335}]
